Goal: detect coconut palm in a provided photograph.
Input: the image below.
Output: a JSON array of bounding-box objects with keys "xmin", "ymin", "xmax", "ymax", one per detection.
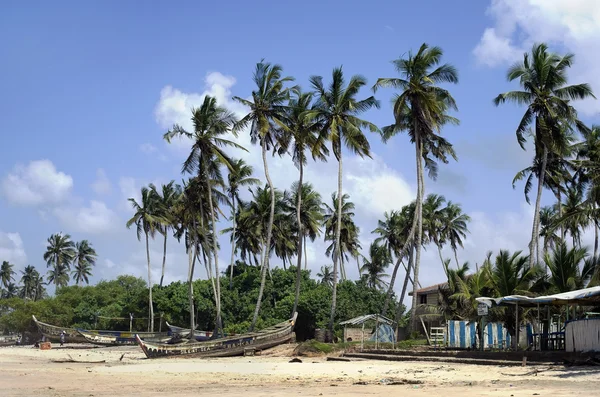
[
  {"xmin": 126, "ymin": 186, "xmax": 163, "ymax": 332},
  {"xmin": 1, "ymin": 283, "xmax": 17, "ymax": 299},
  {"xmin": 561, "ymin": 184, "xmax": 589, "ymax": 248},
  {"xmin": 494, "ymin": 43, "xmax": 594, "ymax": 269},
  {"xmin": 422, "ymin": 194, "xmax": 447, "ymax": 269},
  {"xmin": 442, "ymin": 201, "xmax": 471, "ymax": 267},
  {"xmin": 43, "ymin": 233, "xmax": 76, "ymax": 290},
  {"xmin": 374, "ymin": 43, "xmax": 459, "ymax": 330},
  {"xmin": 226, "ymin": 200, "xmax": 262, "ymax": 267},
  {"xmin": 71, "ymin": 240, "xmax": 97, "ymax": 286},
  {"xmin": 544, "ymin": 242, "xmax": 588, "ymax": 293},
  {"xmin": 20, "ymin": 265, "xmax": 38, "ymax": 300},
  {"xmin": 233, "ymin": 60, "xmax": 295, "ymax": 331},
  {"xmin": 280, "ymin": 89, "xmax": 328, "ymax": 316},
  {"xmin": 317, "ymin": 265, "xmax": 334, "ymax": 287},
  {"xmin": 0, "ymin": 261, "xmax": 15, "ymax": 289},
  {"xmin": 152, "ymin": 181, "xmax": 182, "ymax": 287},
  {"xmin": 226, "ymin": 159, "xmax": 259, "ymax": 288},
  {"xmin": 322, "ymin": 192, "xmax": 361, "ymax": 281},
  {"xmin": 164, "ymin": 95, "xmax": 244, "ymax": 336},
  {"xmin": 305, "ymin": 67, "xmax": 380, "ymax": 332},
  {"xmin": 539, "ymin": 206, "xmax": 561, "ymax": 258},
  {"xmin": 361, "ymin": 242, "xmax": 391, "ymax": 290}
]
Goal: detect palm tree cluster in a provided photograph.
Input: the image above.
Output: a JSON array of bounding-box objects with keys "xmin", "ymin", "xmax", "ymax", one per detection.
[
  {"xmin": 122, "ymin": 41, "xmax": 597, "ymax": 335},
  {"xmin": 43, "ymin": 233, "xmax": 98, "ymax": 289},
  {"xmin": 1, "ymin": 261, "xmax": 47, "ymax": 301}
]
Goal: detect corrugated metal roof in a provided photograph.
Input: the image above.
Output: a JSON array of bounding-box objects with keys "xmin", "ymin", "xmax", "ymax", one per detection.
[
  {"xmin": 477, "ymin": 286, "xmax": 600, "ymax": 307},
  {"xmin": 339, "ymin": 314, "xmax": 395, "ymax": 326}
]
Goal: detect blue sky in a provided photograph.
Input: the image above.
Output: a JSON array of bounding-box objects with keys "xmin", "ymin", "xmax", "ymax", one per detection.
[{"xmin": 1, "ymin": 1, "xmax": 599, "ymax": 296}]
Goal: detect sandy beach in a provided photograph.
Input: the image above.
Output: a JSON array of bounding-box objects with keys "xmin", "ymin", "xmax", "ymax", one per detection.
[{"xmin": 1, "ymin": 344, "xmax": 599, "ymax": 396}]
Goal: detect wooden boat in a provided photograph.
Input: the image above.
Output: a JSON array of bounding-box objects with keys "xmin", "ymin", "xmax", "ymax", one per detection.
[
  {"xmin": 136, "ymin": 312, "xmax": 297, "ymax": 359},
  {"xmin": 76, "ymin": 329, "xmax": 169, "ymax": 346},
  {"xmin": 0, "ymin": 335, "xmax": 19, "ymax": 347},
  {"xmin": 165, "ymin": 322, "xmax": 213, "ymax": 341},
  {"xmin": 32, "ymin": 315, "xmax": 87, "ymax": 343}
]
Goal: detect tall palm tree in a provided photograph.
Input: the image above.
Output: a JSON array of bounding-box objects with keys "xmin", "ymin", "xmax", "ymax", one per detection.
[
  {"xmin": 539, "ymin": 205, "xmax": 561, "ymax": 258},
  {"xmin": 442, "ymin": 201, "xmax": 471, "ymax": 267},
  {"xmin": 43, "ymin": 233, "xmax": 76, "ymax": 290},
  {"xmin": 0, "ymin": 261, "xmax": 15, "ymax": 289},
  {"xmin": 281, "ymin": 89, "xmax": 328, "ymax": 316},
  {"xmin": 544, "ymin": 242, "xmax": 588, "ymax": 293},
  {"xmin": 1, "ymin": 283, "xmax": 18, "ymax": 299},
  {"xmin": 233, "ymin": 60, "xmax": 295, "ymax": 331},
  {"xmin": 422, "ymin": 194, "xmax": 447, "ymax": 269},
  {"xmin": 322, "ymin": 192, "xmax": 361, "ymax": 281},
  {"xmin": 226, "ymin": 159, "xmax": 259, "ymax": 288},
  {"xmin": 374, "ymin": 43, "xmax": 459, "ymax": 330},
  {"xmin": 152, "ymin": 181, "xmax": 182, "ymax": 287},
  {"xmin": 360, "ymin": 242, "xmax": 391, "ymax": 290},
  {"xmin": 164, "ymin": 95, "xmax": 243, "ymax": 336},
  {"xmin": 126, "ymin": 186, "xmax": 163, "ymax": 332},
  {"xmin": 71, "ymin": 240, "xmax": 97, "ymax": 286},
  {"xmin": 317, "ymin": 265, "xmax": 334, "ymax": 287},
  {"xmin": 306, "ymin": 67, "xmax": 380, "ymax": 332},
  {"xmin": 20, "ymin": 265, "xmax": 39, "ymax": 300},
  {"xmin": 494, "ymin": 43, "xmax": 594, "ymax": 268},
  {"xmin": 562, "ymin": 184, "xmax": 588, "ymax": 247}
]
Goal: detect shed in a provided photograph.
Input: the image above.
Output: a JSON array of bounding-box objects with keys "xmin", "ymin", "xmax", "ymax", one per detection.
[{"xmin": 339, "ymin": 314, "xmax": 395, "ymax": 349}]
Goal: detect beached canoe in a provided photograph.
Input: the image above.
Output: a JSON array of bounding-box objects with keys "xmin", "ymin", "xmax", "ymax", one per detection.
[
  {"xmin": 32, "ymin": 315, "xmax": 88, "ymax": 343},
  {"xmin": 165, "ymin": 322, "xmax": 213, "ymax": 341},
  {"xmin": 135, "ymin": 312, "xmax": 297, "ymax": 359},
  {"xmin": 0, "ymin": 335, "xmax": 19, "ymax": 347},
  {"xmin": 76, "ymin": 329, "xmax": 170, "ymax": 346}
]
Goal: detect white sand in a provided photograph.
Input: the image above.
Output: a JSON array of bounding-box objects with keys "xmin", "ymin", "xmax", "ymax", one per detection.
[{"xmin": 1, "ymin": 344, "xmax": 598, "ymax": 396}]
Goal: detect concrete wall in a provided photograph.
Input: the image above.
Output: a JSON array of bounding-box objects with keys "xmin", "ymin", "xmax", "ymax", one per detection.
[{"xmin": 343, "ymin": 327, "xmax": 373, "ymax": 342}]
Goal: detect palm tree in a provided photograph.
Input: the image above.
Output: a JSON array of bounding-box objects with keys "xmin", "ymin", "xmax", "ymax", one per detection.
[
  {"xmin": 226, "ymin": 200, "xmax": 262, "ymax": 267},
  {"xmin": 226, "ymin": 159, "xmax": 259, "ymax": 288},
  {"xmin": 561, "ymin": 184, "xmax": 588, "ymax": 247},
  {"xmin": 322, "ymin": 192, "xmax": 361, "ymax": 281},
  {"xmin": 20, "ymin": 265, "xmax": 39, "ymax": 300},
  {"xmin": 126, "ymin": 186, "xmax": 163, "ymax": 332},
  {"xmin": 281, "ymin": 89, "xmax": 328, "ymax": 316},
  {"xmin": 152, "ymin": 181, "xmax": 182, "ymax": 287},
  {"xmin": 485, "ymin": 250, "xmax": 543, "ymax": 344},
  {"xmin": 374, "ymin": 43, "xmax": 459, "ymax": 330},
  {"xmin": 539, "ymin": 205, "xmax": 561, "ymax": 258},
  {"xmin": 317, "ymin": 265, "xmax": 334, "ymax": 287},
  {"xmin": 43, "ymin": 233, "xmax": 76, "ymax": 290},
  {"xmin": 165, "ymin": 95, "xmax": 243, "ymax": 336},
  {"xmin": 544, "ymin": 242, "xmax": 587, "ymax": 293},
  {"xmin": 306, "ymin": 67, "xmax": 380, "ymax": 332},
  {"xmin": 0, "ymin": 261, "xmax": 15, "ymax": 288},
  {"xmin": 361, "ymin": 242, "xmax": 391, "ymax": 290},
  {"xmin": 233, "ymin": 60, "xmax": 295, "ymax": 331},
  {"xmin": 422, "ymin": 194, "xmax": 447, "ymax": 269},
  {"xmin": 442, "ymin": 201, "xmax": 471, "ymax": 267},
  {"xmin": 71, "ymin": 240, "xmax": 97, "ymax": 286},
  {"xmin": 494, "ymin": 43, "xmax": 594, "ymax": 269},
  {"xmin": 1, "ymin": 283, "xmax": 18, "ymax": 299}
]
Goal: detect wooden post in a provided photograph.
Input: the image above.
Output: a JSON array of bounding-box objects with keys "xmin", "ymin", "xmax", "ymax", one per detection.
[
  {"xmin": 515, "ymin": 302, "xmax": 519, "ymax": 351},
  {"xmin": 129, "ymin": 313, "xmax": 133, "ymax": 332},
  {"xmin": 420, "ymin": 317, "xmax": 431, "ymax": 345},
  {"xmin": 159, "ymin": 313, "xmax": 163, "ymax": 333},
  {"xmin": 361, "ymin": 323, "xmax": 364, "ymax": 351},
  {"xmin": 375, "ymin": 316, "xmax": 379, "ymax": 350}
]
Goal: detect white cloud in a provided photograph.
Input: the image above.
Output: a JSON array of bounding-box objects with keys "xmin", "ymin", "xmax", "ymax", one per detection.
[
  {"xmin": 91, "ymin": 168, "xmax": 112, "ymax": 195},
  {"xmin": 474, "ymin": 0, "xmax": 600, "ymax": 115},
  {"xmin": 1, "ymin": 160, "xmax": 73, "ymax": 206},
  {"xmin": 0, "ymin": 231, "xmax": 27, "ymax": 266},
  {"xmin": 104, "ymin": 259, "xmax": 117, "ymax": 269},
  {"xmin": 53, "ymin": 200, "xmax": 120, "ymax": 234},
  {"xmin": 140, "ymin": 143, "xmax": 158, "ymax": 154}
]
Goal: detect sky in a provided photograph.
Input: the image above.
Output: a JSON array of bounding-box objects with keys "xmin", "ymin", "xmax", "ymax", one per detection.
[{"xmin": 1, "ymin": 0, "xmax": 600, "ymax": 300}]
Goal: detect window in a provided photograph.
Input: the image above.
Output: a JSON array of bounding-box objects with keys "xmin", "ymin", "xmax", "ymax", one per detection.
[{"xmin": 420, "ymin": 294, "xmax": 427, "ymax": 305}]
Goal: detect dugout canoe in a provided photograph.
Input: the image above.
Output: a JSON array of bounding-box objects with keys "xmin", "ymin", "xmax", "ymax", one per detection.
[
  {"xmin": 136, "ymin": 312, "xmax": 297, "ymax": 359},
  {"xmin": 32, "ymin": 315, "xmax": 88, "ymax": 343},
  {"xmin": 76, "ymin": 329, "xmax": 170, "ymax": 346},
  {"xmin": 166, "ymin": 322, "xmax": 213, "ymax": 341}
]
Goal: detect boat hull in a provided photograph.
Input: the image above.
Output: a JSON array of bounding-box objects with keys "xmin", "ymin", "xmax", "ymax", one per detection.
[
  {"xmin": 136, "ymin": 313, "xmax": 297, "ymax": 359},
  {"xmin": 32, "ymin": 316, "xmax": 87, "ymax": 343},
  {"xmin": 77, "ymin": 329, "xmax": 170, "ymax": 346}
]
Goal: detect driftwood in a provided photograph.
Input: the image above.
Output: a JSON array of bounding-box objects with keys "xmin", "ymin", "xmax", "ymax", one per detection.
[
  {"xmin": 52, "ymin": 354, "xmax": 106, "ymax": 364},
  {"xmin": 500, "ymin": 367, "xmax": 552, "ymax": 376}
]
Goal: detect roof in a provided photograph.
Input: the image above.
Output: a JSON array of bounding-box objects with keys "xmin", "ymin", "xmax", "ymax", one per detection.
[
  {"xmin": 339, "ymin": 314, "xmax": 395, "ymax": 326},
  {"xmin": 476, "ymin": 286, "xmax": 600, "ymax": 308},
  {"xmin": 408, "ymin": 282, "xmax": 448, "ymax": 296}
]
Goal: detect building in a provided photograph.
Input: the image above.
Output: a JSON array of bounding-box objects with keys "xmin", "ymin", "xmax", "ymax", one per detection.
[{"xmin": 408, "ymin": 282, "xmax": 448, "ymax": 335}]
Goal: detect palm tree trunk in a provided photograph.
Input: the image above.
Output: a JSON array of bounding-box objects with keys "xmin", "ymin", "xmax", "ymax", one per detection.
[
  {"xmin": 229, "ymin": 199, "xmax": 237, "ymax": 289},
  {"xmin": 454, "ymin": 249, "xmax": 460, "ymax": 269},
  {"xmin": 558, "ymin": 191, "xmax": 564, "ymax": 241},
  {"xmin": 145, "ymin": 230, "xmax": 154, "ymax": 332},
  {"xmin": 381, "ymin": 256, "xmax": 401, "ymax": 317},
  {"xmin": 396, "ymin": 242, "xmax": 414, "ymax": 323},
  {"xmin": 304, "ymin": 236, "xmax": 308, "ymax": 270},
  {"xmin": 292, "ymin": 163, "xmax": 304, "ymax": 316},
  {"xmin": 250, "ymin": 140, "xmax": 276, "ymax": 331},
  {"xmin": 328, "ymin": 150, "xmax": 343, "ymax": 334},
  {"xmin": 206, "ymin": 176, "xmax": 223, "ymax": 338},
  {"xmin": 529, "ymin": 145, "xmax": 548, "ymax": 269},
  {"xmin": 187, "ymin": 237, "xmax": 196, "ymax": 339},
  {"xmin": 437, "ymin": 244, "xmax": 445, "ymax": 270},
  {"xmin": 357, "ymin": 255, "xmax": 361, "ymax": 276},
  {"xmin": 410, "ymin": 135, "xmax": 424, "ymax": 333},
  {"xmin": 160, "ymin": 232, "xmax": 167, "ymax": 288}
]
